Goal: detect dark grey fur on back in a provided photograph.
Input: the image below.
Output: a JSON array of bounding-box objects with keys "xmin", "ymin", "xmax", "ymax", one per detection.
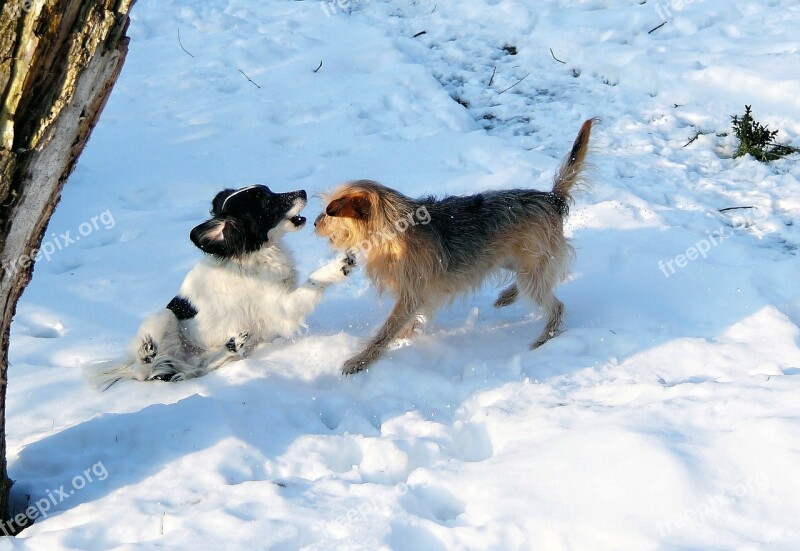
[{"xmin": 402, "ymin": 189, "xmax": 567, "ymax": 275}]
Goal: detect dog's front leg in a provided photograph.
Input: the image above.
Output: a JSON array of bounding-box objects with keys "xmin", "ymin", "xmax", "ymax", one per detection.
[
  {"xmin": 342, "ymin": 295, "xmax": 419, "ymax": 375},
  {"xmin": 283, "ymin": 253, "xmax": 355, "ymax": 321}
]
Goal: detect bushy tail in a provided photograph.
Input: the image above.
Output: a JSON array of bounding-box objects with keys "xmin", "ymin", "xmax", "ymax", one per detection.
[
  {"xmin": 83, "ymin": 352, "xmax": 206, "ymax": 391},
  {"xmin": 552, "ymin": 118, "xmax": 595, "ymax": 205},
  {"xmin": 83, "ymin": 358, "xmax": 139, "ymax": 391}
]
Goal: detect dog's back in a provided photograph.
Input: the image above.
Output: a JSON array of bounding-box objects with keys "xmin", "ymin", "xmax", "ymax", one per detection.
[
  {"xmin": 399, "ymin": 120, "xmax": 594, "ymax": 292},
  {"xmin": 417, "ymin": 189, "xmax": 569, "ymax": 278}
]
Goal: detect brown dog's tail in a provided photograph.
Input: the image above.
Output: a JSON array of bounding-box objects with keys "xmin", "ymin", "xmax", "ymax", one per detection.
[{"xmin": 552, "ymin": 118, "xmax": 595, "ymax": 206}]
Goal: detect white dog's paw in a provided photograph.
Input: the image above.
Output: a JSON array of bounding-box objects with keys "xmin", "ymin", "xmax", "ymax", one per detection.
[
  {"xmin": 310, "ymin": 253, "xmax": 357, "ymax": 286},
  {"xmin": 225, "ymin": 332, "xmax": 251, "ymax": 356},
  {"xmin": 138, "ymin": 335, "xmax": 157, "ymax": 365},
  {"xmin": 148, "ymin": 372, "xmax": 177, "ymax": 382},
  {"xmin": 341, "ymin": 252, "xmax": 357, "ymax": 277}
]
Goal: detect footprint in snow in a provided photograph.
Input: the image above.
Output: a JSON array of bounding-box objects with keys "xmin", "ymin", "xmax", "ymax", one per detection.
[
  {"xmin": 18, "ymin": 315, "xmax": 66, "ymax": 339},
  {"xmin": 399, "ymin": 484, "xmax": 466, "ymax": 525}
]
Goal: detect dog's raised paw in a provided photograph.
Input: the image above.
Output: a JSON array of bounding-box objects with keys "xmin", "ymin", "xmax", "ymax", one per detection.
[
  {"xmin": 341, "ymin": 252, "xmax": 357, "ymax": 276},
  {"xmin": 138, "ymin": 336, "xmax": 157, "ymax": 364},
  {"xmin": 226, "ymin": 332, "xmax": 251, "ymax": 354}
]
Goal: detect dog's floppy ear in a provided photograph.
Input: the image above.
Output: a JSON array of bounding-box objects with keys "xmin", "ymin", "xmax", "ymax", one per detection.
[
  {"xmin": 190, "ymin": 218, "xmax": 248, "ymax": 257},
  {"xmin": 326, "ymin": 194, "xmax": 371, "ymax": 220},
  {"xmin": 211, "ymin": 189, "xmax": 237, "ymax": 216}
]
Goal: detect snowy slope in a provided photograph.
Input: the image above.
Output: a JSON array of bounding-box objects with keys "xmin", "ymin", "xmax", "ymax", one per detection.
[{"xmin": 4, "ymin": 0, "xmax": 800, "ymax": 549}]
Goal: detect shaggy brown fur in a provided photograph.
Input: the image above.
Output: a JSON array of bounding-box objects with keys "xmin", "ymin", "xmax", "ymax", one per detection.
[{"xmin": 315, "ymin": 119, "xmax": 594, "ymax": 374}]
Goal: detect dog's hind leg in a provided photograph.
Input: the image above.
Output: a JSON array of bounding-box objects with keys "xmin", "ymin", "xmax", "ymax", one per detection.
[
  {"xmin": 170, "ymin": 332, "xmax": 254, "ymax": 380},
  {"xmin": 126, "ymin": 309, "xmax": 181, "ymax": 380},
  {"xmin": 86, "ymin": 310, "xmax": 182, "ymax": 388},
  {"xmin": 529, "ymin": 291, "xmax": 564, "ymax": 350},
  {"xmin": 515, "ymin": 254, "xmax": 567, "ymax": 350},
  {"xmin": 494, "ymin": 284, "xmax": 519, "ymax": 308}
]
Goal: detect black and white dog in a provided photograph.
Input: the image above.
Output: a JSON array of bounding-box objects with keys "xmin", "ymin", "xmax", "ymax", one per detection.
[{"xmin": 88, "ymin": 185, "xmax": 354, "ymax": 389}]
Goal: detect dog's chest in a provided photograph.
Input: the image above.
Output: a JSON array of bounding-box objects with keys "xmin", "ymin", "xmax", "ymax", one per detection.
[{"xmin": 179, "ymin": 259, "xmax": 297, "ymax": 346}]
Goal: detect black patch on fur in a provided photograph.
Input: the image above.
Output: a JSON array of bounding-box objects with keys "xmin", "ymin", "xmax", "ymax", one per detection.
[
  {"xmin": 167, "ymin": 296, "xmax": 198, "ymax": 320},
  {"xmin": 190, "ymin": 185, "xmax": 307, "ymax": 259}
]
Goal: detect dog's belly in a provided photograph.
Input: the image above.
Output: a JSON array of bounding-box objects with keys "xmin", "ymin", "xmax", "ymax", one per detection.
[
  {"xmin": 182, "ymin": 292, "xmax": 297, "ymax": 350},
  {"xmin": 177, "ymin": 260, "xmax": 302, "ymax": 351}
]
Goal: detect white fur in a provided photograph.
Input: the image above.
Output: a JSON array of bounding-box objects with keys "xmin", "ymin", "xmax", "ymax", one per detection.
[{"xmin": 87, "ymin": 236, "xmax": 352, "ymax": 389}]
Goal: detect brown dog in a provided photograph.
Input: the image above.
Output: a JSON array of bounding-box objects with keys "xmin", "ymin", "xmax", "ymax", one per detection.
[{"xmin": 315, "ymin": 119, "xmax": 594, "ymax": 374}]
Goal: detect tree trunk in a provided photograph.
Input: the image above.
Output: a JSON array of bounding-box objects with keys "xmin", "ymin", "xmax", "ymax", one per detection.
[{"xmin": 0, "ymin": 0, "xmax": 136, "ymax": 530}]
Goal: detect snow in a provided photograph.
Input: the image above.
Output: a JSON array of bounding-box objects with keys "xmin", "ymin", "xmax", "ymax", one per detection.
[{"xmin": 4, "ymin": 0, "xmax": 800, "ymax": 549}]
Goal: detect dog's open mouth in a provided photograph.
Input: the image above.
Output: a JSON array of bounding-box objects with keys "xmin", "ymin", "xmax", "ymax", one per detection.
[{"xmin": 290, "ymin": 215, "xmax": 306, "ymax": 228}]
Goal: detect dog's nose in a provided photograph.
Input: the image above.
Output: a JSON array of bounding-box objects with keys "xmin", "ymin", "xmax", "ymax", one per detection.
[
  {"xmin": 299, "ymin": 190, "xmax": 307, "ymax": 201},
  {"xmin": 314, "ymin": 213, "xmax": 324, "ymax": 227}
]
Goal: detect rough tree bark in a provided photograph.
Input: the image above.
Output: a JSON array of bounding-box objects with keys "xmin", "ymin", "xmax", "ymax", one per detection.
[{"xmin": 0, "ymin": 0, "xmax": 136, "ymax": 527}]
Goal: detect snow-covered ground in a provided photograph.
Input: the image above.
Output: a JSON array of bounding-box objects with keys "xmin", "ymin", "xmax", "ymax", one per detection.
[{"xmin": 4, "ymin": 0, "xmax": 800, "ymax": 549}]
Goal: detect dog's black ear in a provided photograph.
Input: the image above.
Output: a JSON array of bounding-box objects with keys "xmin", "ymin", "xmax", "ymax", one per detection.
[
  {"xmin": 211, "ymin": 189, "xmax": 237, "ymax": 216},
  {"xmin": 190, "ymin": 218, "xmax": 249, "ymax": 257},
  {"xmin": 326, "ymin": 194, "xmax": 371, "ymax": 220}
]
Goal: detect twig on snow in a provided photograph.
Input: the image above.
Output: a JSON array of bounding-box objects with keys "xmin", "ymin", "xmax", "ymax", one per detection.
[
  {"xmin": 238, "ymin": 69, "xmax": 262, "ymax": 89},
  {"xmin": 549, "ymin": 48, "xmax": 566, "ymax": 64},
  {"xmin": 498, "ymin": 73, "xmax": 529, "ymax": 94},
  {"xmin": 683, "ymin": 130, "xmax": 708, "ymax": 148},
  {"xmin": 177, "ymin": 27, "xmax": 195, "ymax": 58}
]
